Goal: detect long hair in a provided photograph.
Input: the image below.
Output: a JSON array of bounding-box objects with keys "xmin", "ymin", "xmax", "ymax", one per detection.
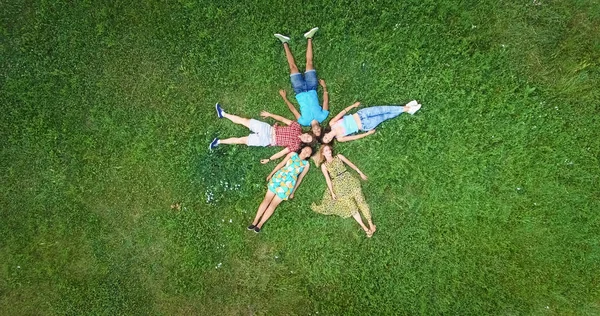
[
  {"xmin": 313, "ymin": 143, "xmax": 334, "ymax": 167},
  {"xmin": 318, "ymin": 126, "xmax": 333, "ymax": 144},
  {"xmin": 296, "ymin": 143, "xmax": 315, "ymax": 157}
]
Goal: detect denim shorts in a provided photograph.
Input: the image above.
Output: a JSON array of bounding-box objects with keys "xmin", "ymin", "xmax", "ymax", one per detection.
[
  {"xmin": 357, "ymin": 106, "xmax": 404, "ymax": 131},
  {"xmin": 290, "ymin": 70, "xmax": 318, "ymax": 94},
  {"xmin": 247, "ymin": 119, "xmax": 272, "ymax": 147}
]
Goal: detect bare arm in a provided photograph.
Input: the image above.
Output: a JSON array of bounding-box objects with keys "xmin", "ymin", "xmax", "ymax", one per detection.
[
  {"xmin": 261, "ymin": 147, "xmax": 290, "ymax": 164},
  {"xmin": 319, "ymin": 79, "xmax": 329, "ymax": 111},
  {"xmin": 279, "ymin": 89, "xmax": 301, "ymax": 120},
  {"xmin": 337, "ymin": 154, "xmax": 367, "ymax": 180},
  {"xmin": 321, "ymin": 164, "xmax": 336, "ymax": 198},
  {"xmin": 329, "ymin": 102, "xmax": 360, "ymax": 126},
  {"xmin": 261, "ymin": 111, "xmax": 293, "ymax": 126},
  {"xmin": 266, "ymin": 152, "xmax": 294, "ymax": 181},
  {"xmin": 290, "ymin": 164, "xmax": 310, "ymax": 199},
  {"xmin": 337, "ymin": 129, "xmax": 376, "ymax": 143}
]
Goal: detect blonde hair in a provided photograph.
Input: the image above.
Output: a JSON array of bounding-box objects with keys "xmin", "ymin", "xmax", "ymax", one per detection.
[{"xmin": 313, "ymin": 144, "xmax": 333, "ymax": 167}]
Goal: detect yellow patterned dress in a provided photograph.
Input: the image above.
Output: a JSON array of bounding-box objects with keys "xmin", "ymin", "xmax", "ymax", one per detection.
[{"xmin": 310, "ymin": 156, "xmax": 371, "ymax": 220}]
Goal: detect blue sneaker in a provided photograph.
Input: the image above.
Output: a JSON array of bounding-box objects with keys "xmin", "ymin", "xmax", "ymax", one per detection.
[
  {"xmin": 209, "ymin": 138, "xmax": 219, "ymax": 150},
  {"xmin": 215, "ymin": 103, "xmax": 225, "ymax": 118}
]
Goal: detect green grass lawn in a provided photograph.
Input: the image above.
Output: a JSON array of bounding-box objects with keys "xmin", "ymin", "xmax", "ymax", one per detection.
[{"xmin": 1, "ymin": 0, "xmax": 599, "ymax": 314}]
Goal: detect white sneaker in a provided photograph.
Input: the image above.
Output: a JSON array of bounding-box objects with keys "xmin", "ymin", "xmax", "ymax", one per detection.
[
  {"xmin": 303, "ymin": 27, "xmax": 319, "ymax": 39},
  {"xmin": 274, "ymin": 33, "xmax": 290, "ymax": 44},
  {"xmin": 407, "ymin": 104, "xmax": 421, "ymax": 115},
  {"xmin": 406, "ymin": 100, "xmax": 418, "ymax": 107}
]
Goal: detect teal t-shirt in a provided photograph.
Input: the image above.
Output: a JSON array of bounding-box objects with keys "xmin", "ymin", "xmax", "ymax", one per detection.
[{"xmin": 295, "ymin": 90, "xmax": 329, "ymax": 126}]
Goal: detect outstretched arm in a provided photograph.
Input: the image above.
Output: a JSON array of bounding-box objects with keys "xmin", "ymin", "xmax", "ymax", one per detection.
[
  {"xmin": 337, "ymin": 154, "xmax": 368, "ymax": 180},
  {"xmin": 279, "ymin": 90, "xmax": 301, "ymax": 120},
  {"xmin": 266, "ymin": 152, "xmax": 294, "ymax": 181},
  {"xmin": 290, "ymin": 164, "xmax": 310, "ymax": 199},
  {"xmin": 321, "ymin": 164, "xmax": 336, "ymax": 199},
  {"xmin": 329, "ymin": 102, "xmax": 360, "ymax": 126},
  {"xmin": 261, "ymin": 111, "xmax": 293, "ymax": 126},
  {"xmin": 261, "ymin": 147, "xmax": 290, "ymax": 164},
  {"xmin": 319, "ymin": 79, "xmax": 329, "ymax": 111},
  {"xmin": 337, "ymin": 129, "xmax": 376, "ymax": 143}
]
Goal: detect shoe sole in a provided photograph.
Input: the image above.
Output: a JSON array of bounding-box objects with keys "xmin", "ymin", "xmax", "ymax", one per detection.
[
  {"xmin": 215, "ymin": 103, "xmax": 223, "ymax": 118},
  {"xmin": 304, "ymin": 27, "xmax": 319, "ymax": 38},
  {"xmin": 209, "ymin": 138, "xmax": 218, "ymax": 150},
  {"xmin": 274, "ymin": 34, "xmax": 290, "ymax": 42},
  {"xmin": 408, "ymin": 105, "xmax": 422, "ymax": 115}
]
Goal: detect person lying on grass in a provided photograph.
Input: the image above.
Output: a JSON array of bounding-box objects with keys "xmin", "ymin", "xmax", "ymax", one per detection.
[
  {"xmin": 209, "ymin": 104, "xmax": 316, "ymax": 163},
  {"xmin": 247, "ymin": 146, "xmax": 313, "ymax": 233},
  {"xmin": 274, "ymin": 27, "xmax": 329, "ymax": 137},
  {"xmin": 311, "ymin": 144, "xmax": 376, "ymax": 237},
  {"xmin": 320, "ymin": 100, "xmax": 422, "ymax": 144}
]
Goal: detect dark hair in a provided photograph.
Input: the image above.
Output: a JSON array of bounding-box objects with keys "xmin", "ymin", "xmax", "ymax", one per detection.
[
  {"xmin": 318, "ymin": 126, "xmax": 332, "ymax": 144},
  {"xmin": 302, "ymin": 131, "xmax": 318, "ymax": 147},
  {"xmin": 297, "ymin": 143, "xmax": 315, "ymax": 156}
]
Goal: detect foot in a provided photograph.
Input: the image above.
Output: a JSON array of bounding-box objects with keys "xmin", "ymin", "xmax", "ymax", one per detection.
[
  {"xmin": 247, "ymin": 224, "xmax": 256, "ymax": 230},
  {"xmin": 253, "ymin": 226, "xmax": 261, "ymax": 233},
  {"xmin": 304, "ymin": 27, "xmax": 319, "ymax": 39},
  {"xmin": 274, "ymin": 33, "xmax": 290, "ymax": 44},
  {"xmin": 366, "ymin": 229, "xmax": 373, "ymax": 238},
  {"xmin": 209, "ymin": 138, "xmax": 219, "ymax": 150},
  {"xmin": 370, "ymin": 224, "xmax": 377, "ymax": 234},
  {"xmin": 215, "ymin": 103, "xmax": 225, "ymax": 118},
  {"xmin": 407, "ymin": 103, "xmax": 421, "ymax": 115}
]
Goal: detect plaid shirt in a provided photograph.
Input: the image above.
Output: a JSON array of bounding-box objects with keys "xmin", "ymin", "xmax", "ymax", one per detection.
[{"xmin": 274, "ymin": 121, "xmax": 302, "ymax": 152}]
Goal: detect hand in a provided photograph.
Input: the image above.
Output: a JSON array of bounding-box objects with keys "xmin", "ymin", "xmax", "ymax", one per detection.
[
  {"xmin": 260, "ymin": 111, "xmax": 271, "ymax": 118},
  {"xmin": 352, "ymin": 102, "xmax": 360, "ymax": 109},
  {"xmin": 289, "ymin": 193, "xmax": 295, "ymax": 200},
  {"xmin": 359, "ymin": 172, "xmax": 368, "ymax": 181},
  {"xmin": 319, "ymin": 79, "xmax": 327, "ymax": 88},
  {"xmin": 260, "ymin": 159, "xmax": 270, "ymax": 164},
  {"xmin": 331, "ymin": 192, "xmax": 337, "ymax": 200},
  {"xmin": 266, "ymin": 174, "xmax": 272, "ymax": 182},
  {"xmin": 278, "ymin": 89, "xmax": 287, "ymax": 98},
  {"xmin": 366, "ymin": 129, "xmax": 376, "ymax": 135}
]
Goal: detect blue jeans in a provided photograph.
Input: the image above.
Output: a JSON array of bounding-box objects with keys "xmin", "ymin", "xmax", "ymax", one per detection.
[
  {"xmin": 290, "ymin": 70, "xmax": 318, "ymax": 94},
  {"xmin": 357, "ymin": 106, "xmax": 404, "ymax": 131}
]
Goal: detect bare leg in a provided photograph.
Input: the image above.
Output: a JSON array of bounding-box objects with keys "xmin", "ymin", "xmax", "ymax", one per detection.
[
  {"xmin": 283, "ymin": 43, "xmax": 299, "ymax": 74},
  {"xmin": 252, "ymin": 190, "xmax": 276, "ymax": 226},
  {"xmin": 352, "ymin": 212, "xmax": 371, "ymax": 235},
  {"xmin": 305, "ymin": 38, "xmax": 314, "ymax": 71},
  {"xmin": 223, "ymin": 112, "xmax": 251, "ymax": 128},
  {"xmin": 219, "ymin": 136, "xmax": 248, "ymax": 145},
  {"xmin": 256, "ymin": 195, "xmax": 284, "ymax": 228}
]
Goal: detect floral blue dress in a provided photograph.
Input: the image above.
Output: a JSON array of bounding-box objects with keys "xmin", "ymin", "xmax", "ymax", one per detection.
[{"xmin": 268, "ymin": 153, "xmax": 308, "ymax": 200}]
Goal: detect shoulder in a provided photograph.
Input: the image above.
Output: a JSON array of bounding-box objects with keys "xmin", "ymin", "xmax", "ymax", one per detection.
[{"xmin": 297, "ymin": 115, "xmax": 310, "ymax": 126}]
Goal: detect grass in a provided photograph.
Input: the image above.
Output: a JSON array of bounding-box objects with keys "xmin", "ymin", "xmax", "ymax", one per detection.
[{"xmin": 1, "ymin": 0, "xmax": 599, "ymax": 314}]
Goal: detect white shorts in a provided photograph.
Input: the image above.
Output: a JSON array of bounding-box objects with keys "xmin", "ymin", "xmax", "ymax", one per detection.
[{"xmin": 247, "ymin": 119, "xmax": 272, "ymax": 147}]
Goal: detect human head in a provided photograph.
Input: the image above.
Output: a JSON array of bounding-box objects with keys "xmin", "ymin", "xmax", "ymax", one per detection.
[
  {"xmin": 314, "ymin": 143, "xmax": 334, "ymax": 166},
  {"xmin": 299, "ymin": 132, "xmax": 317, "ymax": 146},
  {"xmin": 321, "ymin": 130, "xmax": 336, "ymax": 144},
  {"xmin": 310, "ymin": 120, "xmax": 322, "ymax": 137},
  {"xmin": 298, "ymin": 145, "xmax": 314, "ymax": 160}
]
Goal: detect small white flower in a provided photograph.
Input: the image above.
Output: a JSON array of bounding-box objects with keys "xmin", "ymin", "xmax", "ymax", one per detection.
[
  {"xmin": 517, "ymin": 187, "xmax": 522, "ymax": 191},
  {"xmin": 471, "ymin": 25, "xmax": 477, "ymax": 29},
  {"xmin": 229, "ymin": 219, "xmax": 232, "ymax": 223},
  {"xmin": 17, "ymin": 266, "xmax": 20, "ymax": 269}
]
